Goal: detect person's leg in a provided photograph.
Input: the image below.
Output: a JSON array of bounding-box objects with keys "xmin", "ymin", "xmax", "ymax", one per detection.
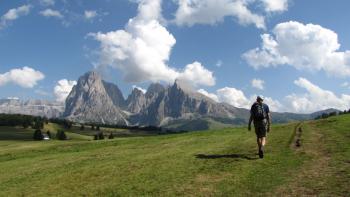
[
  {"xmin": 257, "ymin": 137, "xmax": 264, "ymax": 158},
  {"xmin": 257, "ymin": 137, "xmax": 262, "ymax": 151},
  {"xmin": 261, "ymin": 137, "xmax": 266, "ymax": 147},
  {"xmin": 260, "ymin": 137, "xmax": 266, "ymax": 154}
]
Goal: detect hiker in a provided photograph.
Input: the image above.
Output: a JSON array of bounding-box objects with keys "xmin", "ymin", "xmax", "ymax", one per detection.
[{"xmin": 248, "ymin": 96, "xmax": 271, "ymax": 158}]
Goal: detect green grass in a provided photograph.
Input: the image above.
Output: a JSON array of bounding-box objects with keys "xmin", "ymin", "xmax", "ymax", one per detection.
[{"xmin": 0, "ymin": 115, "xmax": 349, "ymax": 196}]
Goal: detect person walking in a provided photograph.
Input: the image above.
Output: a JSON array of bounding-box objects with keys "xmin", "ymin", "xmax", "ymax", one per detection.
[{"xmin": 248, "ymin": 96, "xmax": 271, "ymax": 158}]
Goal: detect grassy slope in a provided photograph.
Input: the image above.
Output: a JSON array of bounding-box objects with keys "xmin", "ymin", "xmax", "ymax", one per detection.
[{"xmin": 0, "ymin": 115, "xmax": 349, "ymax": 196}]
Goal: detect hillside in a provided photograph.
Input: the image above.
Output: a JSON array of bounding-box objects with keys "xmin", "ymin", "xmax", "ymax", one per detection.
[{"xmin": 0, "ymin": 114, "xmax": 349, "ymax": 196}]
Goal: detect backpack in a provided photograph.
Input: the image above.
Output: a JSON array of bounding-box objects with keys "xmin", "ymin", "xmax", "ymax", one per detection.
[{"xmin": 252, "ymin": 102, "xmax": 266, "ymax": 121}]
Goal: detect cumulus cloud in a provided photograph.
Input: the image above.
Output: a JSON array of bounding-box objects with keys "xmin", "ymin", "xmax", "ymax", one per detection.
[
  {"xmin": 251, "ymin": 78, "xmax": 265, "ymax": 90},
  {"xmin": 90, "ymin": 0, "xmax": 215, "ymax": 87},
  {"xmin": 216, "ymin": 87, "xmax": 251, "ymax": 108},
  {"xmin": 132, "ymin": 85, "xmax": 146, "ymax": 94},
  {"xmin": 0, "ymin": 4, "xmax": 31, "ymax": 29},
  {"xmin": 40, "ymin": 0, "xmax": 55, "ymax": 6},
  {"xmin": 178, "ymin": 62, "xmax": 215, "ymax": 87},
  {"xmin": 174, "ymin": 0, "xmax": 265, "ymax": 29},
  {"xmin": 261, "ymin": 0, "xmax": 288, "ymax": 12},
  {"xmin": 84, "ymin": 10, "xmax": 97, "ymax": 20},
  {"xmin": 40, "ymin": 9, "xmax": 63, "ymax": 19},
  {"xmin": 54, "ymin": 79, "xmax": 77, "ymax": 102},
  {"xmin": 198, "ymin": 78, "xmax": 349, "ymax": 113},
  {"xmin": 243, "ymin": 21, "xmax": 350, "ymax": 77},
  {"xmin": 285, "ymin": 78, "xmax": 350, "ymax": 113},
  {"xmin": 196, "ymin": 86, "xmax": 285, "ymax": 112},
  {"xmin": 197, "ymin": 89, "xmax": 219, "ymax": 102},
  {"xmin": 0, "ymin": 67, "xmax": 45, "ymax": 88}
]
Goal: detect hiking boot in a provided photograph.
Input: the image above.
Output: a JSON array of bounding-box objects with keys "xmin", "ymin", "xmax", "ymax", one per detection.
[{"xmin": 259, "ymin": 149, "xmax": 264, "ymax": 158}]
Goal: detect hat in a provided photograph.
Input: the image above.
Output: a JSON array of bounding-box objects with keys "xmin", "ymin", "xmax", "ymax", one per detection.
[{"xmin": 257, "ymin": 96, "xmax": 264, "ymax": 101}]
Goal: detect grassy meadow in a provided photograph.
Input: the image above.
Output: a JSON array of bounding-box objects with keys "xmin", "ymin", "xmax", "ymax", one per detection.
[{"xmin": 0, "ymin": 115, "xmax": 349, "ymax": 196}]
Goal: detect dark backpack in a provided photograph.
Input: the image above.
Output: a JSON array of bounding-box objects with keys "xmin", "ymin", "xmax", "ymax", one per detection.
[{"xmin": 252, "ymin": 102, "xmax": 266, "ymax": 121}]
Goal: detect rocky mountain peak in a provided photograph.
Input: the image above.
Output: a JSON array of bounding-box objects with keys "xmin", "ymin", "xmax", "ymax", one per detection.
[
  {"xmin": 126, "ymin": 88, "xmax": 147, "ymax": 114},
  {"xmin": 145, "ymin": 83, "xmax": 165, "ymax": 98},
  {"xmin": 63, "ymin": 71, "xmax": 127, "ymax": 125},
  {"xmin": 102, "ymin": 80, "xmax": 126, "ymax": 108}
]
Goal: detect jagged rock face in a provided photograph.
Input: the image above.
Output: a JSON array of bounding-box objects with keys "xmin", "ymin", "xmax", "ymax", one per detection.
[
  {"xmin": 134, "ymin": 82, "xmax": 239, "ymax": 126},
  {"xmin": 145, "ymin": 83, "xmax": 165, "ymax": 101},
  {"xmin": 102, "ymin": 80, "xmax": 126, "ymax": 108},
  {"xmin": 126, "ymin": 88, "xmax": 146, "ymax": 113},
  {"xmin": 64, "ymin": 71, "xmax": 127, "ymax": 125},
  {"xmin": 0, "ymin": 98, "xmax": 64, "ymax": 118}
]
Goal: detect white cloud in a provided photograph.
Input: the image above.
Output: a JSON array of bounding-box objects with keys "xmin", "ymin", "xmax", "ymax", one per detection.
[
  {"xmin": 40, "ymin": 9, "xmax": 63, "ymax": 19},
  {"xmin": 251, "ymin": 78, "xmax": 265, "ymax": 90},
  {"xmin": 0, "ymin": 67, "xmax": 45, "ymax": 88},
  {"xmin": 174, "ymin": 0, "xmax": 265, "ymax": 29},
  {"xmin": 261, "ymin": 0, "xmax": 288, "ymax": 12},
  {"xmin": 197, "ymin": 77, "xmax": 350, "ymax": 113},
  {"xmin": 178, "ymin": 62, "xmax": 215, "ymax": 87},
  {"xmin": 54, "ymin": 79, "xmax": 77, "ymax": 102},
  {"xmin": 285, "ymin": 78, "xmax": 350, "ymax": 113},
  {"xmin": 197, "ymin": 89, "xmax": 219, "ymax": 102},
  {"xmin": 216, "ymin": 60, "xmax": 223, "ymax": 67},
  {"xmin": 84, "ymin": 10, "xmax": 97, "ymax": 20},
  {"xmin": 132, "ymin": 85, "xmax": 146, "ymax": 94},
  {"xmin": 7, "ymin": 97, "xmax": 19, "ymax": 100},
  {"xmin": 197, "ymin": 87, "xmax": 285, "ymax": 112},
  {"xmin": 250, "ymin": 94, "xmax": 284, "ymax": 112},
  {"xmin": 0, "ymin": 5, "xmax": 31, "ymax": 29},
  {"xmin": 341, "ymin": 82, "xmax": 350, "ymax": 89},
  {"xmin": 40, "ymin": 0, "xmax": 55, "ymax": 6},
  {"xmin": 90, "ymin": 0, "xmax": 215, "ymax": 87},
  {"xmin": 216, "ymin": 87, "xmax": 251, "ymax": 108},
  {"xmin": 243, "ymin": 21, "xmax": 350, "ymax": 77}
]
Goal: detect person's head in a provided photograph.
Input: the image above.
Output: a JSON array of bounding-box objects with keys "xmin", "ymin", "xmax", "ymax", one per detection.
[{"xmin": 257, "ymin": 96, "xmax": 264, "ymax": 104}]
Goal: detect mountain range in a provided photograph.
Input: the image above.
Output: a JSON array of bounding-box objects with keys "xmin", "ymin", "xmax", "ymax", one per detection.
[
  {"xmin": 0, "ymin": 98, "xmax": 63, "ymax": 118},
  {"xmin": 0, "ymin": 71, "xmax": 340, "ymax": 130},
  {"xmin": 62, "ymin": 71, "xmax": 337, "ymax": 130}
]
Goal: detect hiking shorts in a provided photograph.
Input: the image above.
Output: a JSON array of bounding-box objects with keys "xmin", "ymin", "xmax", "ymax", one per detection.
[{"xmin": 254, "ymin": 120, "xmax": 267, "ymax": 138}]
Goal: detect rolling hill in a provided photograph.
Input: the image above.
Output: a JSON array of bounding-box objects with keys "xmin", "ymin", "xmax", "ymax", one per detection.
[{"xmin": 0, "ymin": 113, "xmax": 349, "ymax": 196}]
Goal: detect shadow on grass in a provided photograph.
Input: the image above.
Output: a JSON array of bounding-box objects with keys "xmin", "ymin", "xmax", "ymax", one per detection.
[{"xmin": 195, "ymin": 153, "xmax": 258, "ymax": 160}]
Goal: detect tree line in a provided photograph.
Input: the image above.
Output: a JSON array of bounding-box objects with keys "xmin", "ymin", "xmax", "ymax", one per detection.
[{"xmin": 314, "ymin": 109, "xmax": 350, "ymax": 120}]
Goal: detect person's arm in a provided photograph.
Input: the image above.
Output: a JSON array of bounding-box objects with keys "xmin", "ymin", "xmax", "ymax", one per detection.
[
  {"xmin": 248, "ymin": 113, "xmax": 253, "ymax": 131},
  {"xmin": 266, "ymin": 112, "xmax": 271, "ymax": 132}
]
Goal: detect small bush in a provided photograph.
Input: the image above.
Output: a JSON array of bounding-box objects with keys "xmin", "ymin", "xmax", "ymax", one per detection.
[
  {"xmin": 98, "ymin": 132, "xmax": 104, "ymax": 140},
  {"xmin": 56, "ymin": 130, "xmax": 67, "ymax": 140},
  {"xmin": 108, "ymin": 132, "xmax": 114, "ymax": 139},
  {"xmin": 46, "ymin": 130, "xmax": 52, "ymax": 138},
  {"xmin": 33, "ymin": 129, "xmax": 44, "ymax": 140}
]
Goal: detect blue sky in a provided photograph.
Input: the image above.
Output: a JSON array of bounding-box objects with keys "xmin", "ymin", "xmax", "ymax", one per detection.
[{"xmin": 0, "ymin": 0, "xmax": 350, "ymax": 113}]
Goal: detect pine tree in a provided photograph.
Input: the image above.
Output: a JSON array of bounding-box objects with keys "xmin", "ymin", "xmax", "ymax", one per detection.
[
  {"xmin": 108, "ymin": 132, "xmax": 114, "ymax": 139},
  {"xmin": 98, "ymin": 132, "xmax": 104, "ymax": 140},
  {"xmin": 33, "ymin": 129, "xmax": 44, "ymax": 140},
  {"xmin": 56, "ymin": 130, "xmax": 67, "ymax": 140}
]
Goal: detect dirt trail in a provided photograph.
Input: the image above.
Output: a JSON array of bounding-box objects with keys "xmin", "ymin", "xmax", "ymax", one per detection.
[{"xmin": 273, "ymin": 122, "xmax": 331, "ymax": 196}]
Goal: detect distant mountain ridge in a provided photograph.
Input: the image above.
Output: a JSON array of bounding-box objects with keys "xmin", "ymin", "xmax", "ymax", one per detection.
[
  {"xmin": 0, "ymin": 98, "xmax": 64, "ymax": 118},
  {"xmin": 0, "ymin": 71, "xmax": 341, "ymax": 131}
]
